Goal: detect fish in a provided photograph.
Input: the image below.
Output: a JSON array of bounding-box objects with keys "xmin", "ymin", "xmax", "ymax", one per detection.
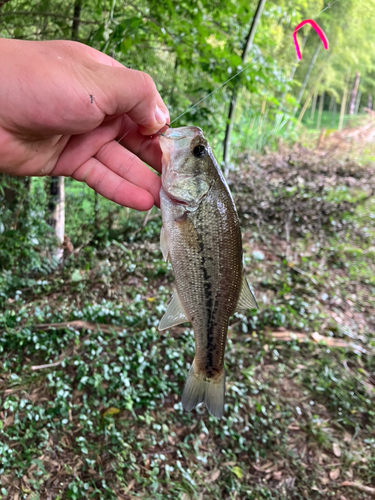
[{"xmin": 158, "ymin": 126, "xmax": 257, "ymax": 419}]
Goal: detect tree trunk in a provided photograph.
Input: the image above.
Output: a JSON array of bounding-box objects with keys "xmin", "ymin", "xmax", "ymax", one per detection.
[
  {"xmin": 289, "ymin": 36, "xmax": 308, "ymax": 81},
  {"xmin": 293, "ymin": 44, "xmax": 321, "ymax": 115},
  {"xmin": 331, "ymin": 100, "xmax": 337, "ymax": 126},
  {"xmin": 354, "ymin": 90, "xmax": 361, "ymax": 114},
  {"xmin": 297, "ymin": 56, "xmax": 330, "ymax": 125},
  {"xmin": 48, "ymin": 177, "xmax": 65, "ymax": 261},
  {"xmin": 349, "ymin": 71, "xmax": 360, "ymax": 115},
  {"xmin": 368, "ymin": 94, "xmax": 373, "ymax": 110},
  {"xmin": 71, "ymin": 0, "xmax": 82, "ymax": 40},
  {"xmin": 94, "ymin": 191, "xmax": 100, "ymax": 231},
  {"xmin": 310, "ymin": 91, "xmax": 318, "ymax": 122},
  {"xmin": 46, "ymin": 0, "xmax": 83, "ymax": 259},
  {"xmin": 46, "ymin": 1, "xmax": 82, "ymax": 260},
  {"xmin": 223, "ymin": 0, "xmax": 267, "ymax": 174},
  {"xmin": 278, "ymin": 35, "xmax": 308, "ymax": 111},
  {"xmin": 317, "ymin": 91, "xmax": 325, "ymax": 129},
  {"xmin": 328, "ymin": 94, "xmax": 334, "ymax": 113},
  {"xmin": 339, "ymin": 83, "xmax": 348, "ymax": 131}
]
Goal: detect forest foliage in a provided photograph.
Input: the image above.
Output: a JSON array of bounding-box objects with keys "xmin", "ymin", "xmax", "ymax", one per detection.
[
  {"xmin": 1, "ymin": 0, "xmax": 375, "ymax": 138},
  {"xmin": 1, "ymin": 0, "xmax": 375, "ymax": 271}
]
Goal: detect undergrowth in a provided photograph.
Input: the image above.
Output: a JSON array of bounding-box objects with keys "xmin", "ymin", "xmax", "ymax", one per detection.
[{"xmin": 1, "ymin": 145, "xmax": 375, "ymax": 499}]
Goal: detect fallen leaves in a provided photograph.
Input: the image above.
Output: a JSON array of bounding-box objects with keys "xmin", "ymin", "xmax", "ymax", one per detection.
[
  {"xmin": 341, "ymin": 482, "xmax": 375, "ymax": 496},
  {"xmin": 332, "ymin": 443, "xmax": 341, "ymax": 457},
  {"xmin": 103, "ymin": 407, "xmax": 120, "ymax": 417},
  {"xmin": 206, "ymin": 469, "xmax": 220, "ymax": 482},
  {"xmin": 124, "ymin": 479, "xmax": 135, "ymax": 494},
  {"xmin": 265, "ymin": 329, "xmax": 369, "ymax": 354},
  {"xmin": 272, "ymin": 471, "xmax": 283, "ymax": 481},
  {"xmin": 329, "ymin": 468, "xmax": 341, "ymax": 480},
  {"xmin": 231, "ymin": 466, "xmax": 243, "ymax": 479}
]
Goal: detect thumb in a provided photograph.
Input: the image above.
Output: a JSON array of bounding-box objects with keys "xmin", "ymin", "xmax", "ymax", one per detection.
[{"xmin": 91, "ymin": 63, "xmax": 169, "ymax": 135}]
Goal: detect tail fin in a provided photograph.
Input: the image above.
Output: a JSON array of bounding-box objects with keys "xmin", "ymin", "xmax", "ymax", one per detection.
[{"xmin": 181, "ymin": 363, "xmax": 225, "ymax": 419}]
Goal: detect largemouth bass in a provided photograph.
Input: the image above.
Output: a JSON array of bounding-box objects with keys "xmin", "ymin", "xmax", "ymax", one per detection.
[{"xmin": 158, "ymin": 126, "xmax": 257, "ymax": 419}]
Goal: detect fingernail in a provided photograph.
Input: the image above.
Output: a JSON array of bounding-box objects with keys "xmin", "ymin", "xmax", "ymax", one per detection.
[{"xmin": 155, "ymin": 105, "xmax": 168, "ymax": 125}]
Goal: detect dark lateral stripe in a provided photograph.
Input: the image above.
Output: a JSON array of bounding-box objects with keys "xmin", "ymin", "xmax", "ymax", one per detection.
[{"xmin": 197, "ymin": 238, "xmax": 215, "ymax": 371}]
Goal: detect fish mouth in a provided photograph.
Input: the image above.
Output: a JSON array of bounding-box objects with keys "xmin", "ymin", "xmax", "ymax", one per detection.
[
  {"xmin": 162, "ymin": 126, "xmax": 203, "ymax": 140},
  {"xmin": 160, "ymin": 126, "xmax": 204, "ymax": 152}
]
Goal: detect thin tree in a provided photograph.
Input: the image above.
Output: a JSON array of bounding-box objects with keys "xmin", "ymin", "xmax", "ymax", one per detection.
[
  {"xmin": 223, "ymin": 0, "xmax": 267, "ymax": 174},
  {"xmin": 339, "ymin": 78, "xmax": 349, "ymax": 131},
  {"xmin": 293, "ymin": 43, "xmax": 321, "ymax": 115},
  {"xmin": 331, "ymin": 100, "xmax": 337, "ymax": 127},
  {"xmin": 354, "ymin": 90, "xmax": 361, "ymax": 114},
  {"xmin": 72, "ymin": 0, "xmax": 82, "ymax": 40},
  {"xmin": 297, "ymin": 54, "xmax": 331, "ymax": 125},
  {"xmin": 367, "ymin": 94, "xmax": 373, "ymax": 110},
  {"xmin": 278, "ymin": 35, "xmax": 308, "ymax": 111},
  {"xmin": 48, "ymin": 177, "xmax": 65, "ymax": 261},
  {"xmin": 317, "ymin": 91, "xmax": 325, "ymax": 129},
  {"xmin": 310, "ymin": 91, "xmax": 318, "ymax": 122},
  {"xmin": 328, "ymin": 94, "xmax": 334, "ymax": 113},
  {"xmin": 349, "ymin": 71, "xmax": 360, "ymax": 115},
  {"xmin": 48, "ymin": 0, "xmax": 83, "ymax": 260}
]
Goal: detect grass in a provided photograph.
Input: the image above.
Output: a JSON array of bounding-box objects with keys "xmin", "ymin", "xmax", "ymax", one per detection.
[
  {"xmin": 301, "ymin": 109, "xmax": 351, "ymax": 130},
  {"xmin": 1, "ymin": 144, "xmax": 375, "ymax": 499}
]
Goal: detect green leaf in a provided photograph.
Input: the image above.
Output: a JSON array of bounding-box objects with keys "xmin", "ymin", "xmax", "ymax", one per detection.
[
  {"xmin": 231, "ymin": 466, "xmax": 243, "ymax": 479},
  {"xmin": 71, "ymin": 270, "xmax": 83, "ymax": 282}
]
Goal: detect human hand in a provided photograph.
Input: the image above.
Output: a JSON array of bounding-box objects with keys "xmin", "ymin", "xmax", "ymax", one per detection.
[{"xmin": 0, "ymin": 38, "xmax": 170, "ymax": 210}]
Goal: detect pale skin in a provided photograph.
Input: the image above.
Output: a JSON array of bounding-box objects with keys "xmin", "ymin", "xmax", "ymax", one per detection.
[{"xmin": 0, "ymin": 38, "xmax": 170, "ymax": 211}]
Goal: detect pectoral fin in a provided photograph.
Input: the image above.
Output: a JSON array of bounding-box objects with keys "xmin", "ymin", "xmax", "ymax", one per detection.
[
  {"xmin": 236, "ymin": 275, "xmax": 258, "ymax": 311},
  {"xmin": 160, "ymin": 226, "xmax": 169, "ymax": 262},
  {"xmin": 158, "ymin": 291, "xmax": 189, "ymax": 331}
]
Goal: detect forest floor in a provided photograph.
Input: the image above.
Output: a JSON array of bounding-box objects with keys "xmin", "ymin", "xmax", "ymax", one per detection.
[{"xmin": 1, "ymin": 128, "xmax": 375, "ymax": 499}]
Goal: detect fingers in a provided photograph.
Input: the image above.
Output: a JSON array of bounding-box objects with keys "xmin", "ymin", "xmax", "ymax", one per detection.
[
  {"xmin": 78, "ymin": 43, "xmax": 170, "ymax": 135},
  {"xmin": 86, "ymin": 45, "xmax": 170, "ymax": 135},
  {"xmin": 53, "ymin": 115, "xmax": 124, "ymax": 176},
  {"xmin": 95, "ymin": 140, "xmax": 161, "ymax": 206},
  {"xmin": 54, "ymin": 114, "xmax": 163, "ymax": 177},
  {"xmin": 52, "ymin": 116, "xmax": 162, "ymax": 208},
  {"xmin": 72, "ymin": 157, "xmax": 157, "ymax": 211},
  {"xmin": 91, "ymin": 62, "xmax": 169, "ymax": 135}
]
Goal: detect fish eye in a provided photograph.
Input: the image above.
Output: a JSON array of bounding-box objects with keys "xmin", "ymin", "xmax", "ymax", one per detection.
[{"xmin": 192, "ymin": 144, "xmax": 207, "ymax": 158}]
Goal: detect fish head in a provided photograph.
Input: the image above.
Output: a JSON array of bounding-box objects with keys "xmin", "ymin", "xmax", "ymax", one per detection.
[{"xmin": 160, "ymin": 126, "xmax": 214, "ymax": 207}]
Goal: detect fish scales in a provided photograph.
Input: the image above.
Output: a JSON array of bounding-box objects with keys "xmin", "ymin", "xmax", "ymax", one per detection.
[
  {"xmin": 161, "ymin": 184, "xmax": 242, "ymax": 378},
  {"xmin": 158, "ymin": 126, "xmax": 257, "ymax": 418}
]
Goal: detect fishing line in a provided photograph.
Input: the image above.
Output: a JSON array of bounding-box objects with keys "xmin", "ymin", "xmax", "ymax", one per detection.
[
  {"xmin": 117, "ymin": 122, "xmax": 170, "ymax": 144},
  {"xmin": 170, "ymin": 0, "xmax": 339, "ymax": 125}
]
